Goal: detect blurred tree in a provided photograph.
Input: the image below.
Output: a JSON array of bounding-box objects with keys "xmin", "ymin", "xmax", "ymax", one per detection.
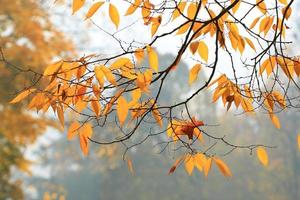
[{"xmin": 0, "ymin": 0, "xmax": 73, "ymax": 198}]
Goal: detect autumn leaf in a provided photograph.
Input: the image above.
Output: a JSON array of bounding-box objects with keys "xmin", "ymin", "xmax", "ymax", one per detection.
[
  {"xmin": 269, "ymin": 113, "xmax": 281, "ymax": 129},
  {"xmin": 134, "ymin": 48, "xmax": 145, "ymax": 64},
  {"xmin": 73, "ymin": 0, "xmax": 85, "ymax": 14},
  {"xmin": 197, "ymin": 41, "xmax": 208, "ymax": 62},
  {"xmin": 127, "ymin": 159, "xmax": 135, "ymax": 175},
  {"xmin": 125, "ymin": 0, "xmax": 141, "ymax": 16},
  {"xmin": 117, "ymin": 96, "xmax": 129, "ymax": 126},
  {"xmin": 91, "ymin": 98, "xmax": 101, "ymax": 117},
  {"xmin": 189, "ymin": 64, "xmax": 202, "ymax": 85},
  {"xmin": 147, "ymin": 45, "xmax": 159, "ymax": 72},
  {"xmin": 184, "ymin": 155, "xmax": 194, "ymax": 175},
  {"xmin": 256, "ymin": 147, "xmax": 268, "ymax": 166},
  {"xmin": 44, "ymin": 61, "xmax": 63, "ymax": 76},
  {"xmin": 67, "ymin": 121, "xmax": 81, "ymax": 140},
  {"xmin": 57, "ymin": 105, "xmax": 65, "ymax": 128},
  {"xmin": 85, "ymin": 1, "xmax": 104, "ymax": 20},
  {"xmin": 213, "ymin": 157, "xmax": 232, "ymax": 177},
  {"xmin": 10, "ymin": 88, "xmax": 36, "ymax": 104},
  {"xmin": 109, "ymin": 3, "xmax": 120, "ymax": 29},
  {"xmin": 204, "ymin": 157, "xmax": 212, "ymax": 177},
  {"xmin": 79, "ymin": 123, "xmax": 93, "ymax": 155}
]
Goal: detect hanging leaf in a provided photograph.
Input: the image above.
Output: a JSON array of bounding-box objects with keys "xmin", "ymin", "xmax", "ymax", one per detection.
[
  {"xmin": 10, "ymin": 88, "xmax": 36, "ymax": 104},
  {"xmin": 204, "ymin": 157, "xmax": 212, "ymax": 177},
  {"xmin": 269, "ymin": 112, "xmax": 281, "ymax": 129},
  {"xmin": 79, "ymin": 123, "xmax": 93, "ymax": 155},
  {"xmin": 197, "ymin": 41, "xmax": 208, "ymax": 62},
  {"xmin": 94, "ymin": 66, "xmax": 105, "ymax": 88},
  {"xmin": 91, "ymin": 98, "xmax": 101, "ymax": 116},
  {"xmin": 184, "ymin": 155, "xmax": 195, "ymax": 175},
  {"xmin": 213, "ymin": 157, "xmax": 232, "ymax": 177},
  {"xmin": 249, "ymin": 17, "xmax": 260, "ymax": 29},
  {"xmin": 109, "ymin": 3, "xmax": 120, "ymax": 29},
  {"xmin": 57, "ymin": 105, "xmax": 65, "ymax": 128},
  {"xmin": 73, "ymin": 0, "xmax": 86, "ymax": 14},
  {"xmin": 100, "ymin": 65, "xmax": 117, "ymax": 86},
  {"xmin": 44, "ymin": 61, "xmax": 63, "ymax": 76},
  {"xmin": 172, "ymin": 2, "xmax": 186, "ymax": 21},
  {"xmin": 67, "ymin": 121, "xmax": 81, "ymax": 140},
  {"xmin": 189, "ymin": 41, "xmax": 199, "ymax": 54},
  {"xmin": 85, "ymin": 1, "xmax": 104, "ymax": 20},
  {"xmin": 187, "ymin": 2, "xmax": 198, "ymax": 19},
  {"xmin": 127, "ymin": 159, "xmax": 135, "ymax": 175},
  {"xmin": 135, "ymin": 48, "xmax": 145, "ymax": 64},
  {"xmin": 117, "ymin": 96, "xmax": 129, "ymax": 126},
  {"xmin": 147, "ymin": 45, "xmax": 159, "ymax": 72},
  {"xmin": 189, "ymin": 64, "xmax": 202, "ymax": 85},
  {"xmin": 256, "ymin": 147, "xmax": 268, "ymax": 166},
  {"xmin": 256, "ymin": 0, "xmax": 267, "ymax": 14},
  {"xmin": 125, "ymin": 0, "xmax": 142, "ymax": 16}
]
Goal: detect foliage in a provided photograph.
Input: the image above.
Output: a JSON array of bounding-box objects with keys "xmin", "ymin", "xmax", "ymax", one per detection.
[{"xmin": 9, "ymin": 0, "xmax": 300, "ymax": 179}]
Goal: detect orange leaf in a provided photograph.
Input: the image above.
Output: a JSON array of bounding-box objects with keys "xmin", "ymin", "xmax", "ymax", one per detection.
[
  {"xmin": 189, "ymin": 64, "xmax": 202, "ymax": 85},
  {"xmin": 85, "ymin": 1, "xmax": 104, "ymax": 19},
  {"xmin": 147, "ymin": 45, "xmax": 159, "ymax": 72},
  {"xmin": 94, "ymin": 66, "xmax": 105, "ymax": 87},
  {"xmin": 79, "ymin": 134, "xmax": 89, "ymax": 155},
  {"xmin": 10, "ymin": 88, "xmax": 36, "ymax": 104},
  {"xmin": 44, "ymin": 61, "xmax": 63, "ymax": 76},
  {"xmin": 109, "ymin": 3, "xmax": 120, "ymax": 29},
  {"xmin": 73, "ymin": 0, "xmax": 85, "ymax": 14},
  {"xmin": 117, "ymin": 96, "xmax": 129, "ymax": 126},
  {"xmin": 197, "ymin": 41, "xmax": 208, "ymax": 62},
  {"xmin": 204, "ymin": 157, "xmax": 212, "ymax": 177},
  {"xmin": 127, "ymin": 159, "xmax": 135, "ymax": 175},
  {"xmin": 172, "ymin": 2, "xmax": 186, "ymax": 21},
  {"xmin": 57, "ymin": 105, "xmax": 65, "ymax": 129},
  {"xmin": 269, "ymin": 112, "xmax": 281, "ymax": 129},
  {"xmin": 184, "ymin": 155, "xmax": 194, "ymax": 175},
  {"xmin": 256, "ymin": 147, "xmax": 268, "ymax": 166},
  {"xmin": 125, "ymin": 0, "xmax": 141, "ymax": 16},
  {"xmin": 67, "ymin": 121, "xmax": 80, "ymax": 140},
  {"xmin": 91, "ymin": 98, "xmax": 101, "ymax": 116},
  {"xmin": 213, "ymin": 157, "xmax": 232, "ymax": 177}
]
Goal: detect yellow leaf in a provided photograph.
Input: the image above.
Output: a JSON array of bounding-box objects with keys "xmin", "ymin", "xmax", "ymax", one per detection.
[
  {"xmin": 100, "ymin": 65, "xmax": 117, "ymax": 86},
  {"xmin": 213, "ymin": 157, "xmax": 232, "ymax": 177},
  {"xmin": 125, "ymin": 0, "xmax": 141, "ymax": 16},
  {"xmin": 85, "ymin": 1, "xmax": 104, "ymax": 20},
  {"xmin": 189, "ymin": 64, "xmax": 202, "ymax": 85},
  {"xmin": 194, "ymin": 153, "xmax": 205, "ymax": 171},
  {"xmin": 256, "ymin": 0, "xmax": 267, "ymax": 14},
  {"xmin": 79, "ymin": 123, "xmax": 93, "ymax": 155},
  {"xmin": 73, "ymin": 0, "xmax": 85, "ymax": 14},
  {"xmin": 184, "ymin": 155, "xmax": 194, "ymax": 175},
  {"xmin": 10, "ymin": 88, "xmax": 36, "ymax": 104},
  {"xmin": 135, "ymin": 48, "xmax": 145, "ymax": 64},
  {"xmin": 147, "ymin": 45, "xmax": 159, "ymax": 72},
  {"xmin": 131, "ymin": 88, "xmax": 141, "ymax": 103},
  {"xmin": 94, "ymin": 66, "xmax": 105, "ymax": 87},
  {"xmin": 249, "ymin": 17, "xmax": 260, "ymax": 29},
  {"xmin": 91, "ymin": 98, "xmax": 101, "ymax": 116},
  {"xmin": 172, "ymin": 2, "xmax": 186, "ymax": 21},
  {"xmin": 151, "ymin": 16, "xmax": 161, "ymax": 37},
  {"xmin": 231, "ymin": 0, "xmax": 241, "ymax": 13},
  {"xmin": 57, "ymin": 105, "xmax": 65, "ymax": 128},
  {"xmin": 79, "ymin": 134, "xmax": 89, "ymax": 155},
  {"xmin": 176, "ymin": 22, "xmax": 192, "ymax": 35},
  {"xmin": 278, "ymin": 0, "xmax": 287, "ymax": 5},
  {"xmin": 204, "ymin": 157, "xmax": 212, "ymax": 177},
  {"xmin": 269, "ymin": 112, "xmax": 281, "ymax": 129},
  {"xmin": 117, "ymin": 96, "xmax": 129, "ymax": 126},
  {"xmin": 245, "ymin": 37, "xmax": 256, "ymax": 51},
  {"xmin": 110, "ymin": 58, "xmax": 132, "ymax": 70},
  {"xmin": 109, "ymin": 3, "xmax": 120, "ymax": 29},
  {"xmin": 197, "ymin": 41, "xmax": 208, "ymax": 62},
  {"xmin": 187, "ymin": 2, "xmax": 198, "ymax": 19},
  {"xmin": 256, "ymin": 147, "xmax": 268, "ymax": 166},
  {"xmin": 44, "ymin": 61, "xmax": 63, "ymax": 76},
  {"xmin": 67, "ymin": 121, "xmax": 80, "ymax": 140}
]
